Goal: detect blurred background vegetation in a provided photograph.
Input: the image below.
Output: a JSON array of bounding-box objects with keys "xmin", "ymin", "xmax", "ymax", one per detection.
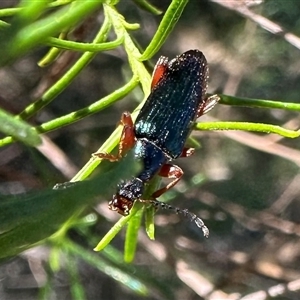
[{"xmin": 0, "ymin": 0, "xmax": 300, "ymax": 299}]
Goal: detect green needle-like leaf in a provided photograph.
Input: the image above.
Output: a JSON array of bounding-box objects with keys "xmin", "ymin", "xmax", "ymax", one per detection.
[
  {"xmin": 0, "ymin": 108, "xmax": 41, "ymax": 146},
  {"xmin": 124, "ymin": 208, "xmax": 143, "ymax": 263},
  {"xmin": 0, "ymin": 154, "xmax": 139, "ymax": 259},
  {"xmin": 45, "ymin": 35, "xmax": 124, "ymax": 52},
  {"xmin": 66, "ymin": 240, "xmax": 149, "ymax": 296},
  {"xmin": 94, "ymin": 203, "xmax": 143, "ymax": 252},
  {"xmin": 139, "ymin": 0, "xmax": 188, "ymax": 60},
  {"xmin": 219, "ymin": 94, "xmax": 300, "ymax": 111},
  {"xmin": 145, "ymin": 205, "xmax": 155, "ymax": 240},
  {"xmin": 19, "ymin": 16, "xmax": 112, "ymax": 121},
  {"xmin": 195, "ymin": 121, "xmax": 300, "ymax": 139},
  {"xmin": 131, "ymin": 0, "xmax": 163, "ymax": 15},
  {"xmin": 0, "ymin": 0, "xmax": 104, "ymax": 66}
]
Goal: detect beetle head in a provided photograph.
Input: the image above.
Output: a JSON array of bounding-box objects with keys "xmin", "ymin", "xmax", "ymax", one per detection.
[{"xmin": 108, "ymin": 178, "xmax": 144, "ymax": 215}]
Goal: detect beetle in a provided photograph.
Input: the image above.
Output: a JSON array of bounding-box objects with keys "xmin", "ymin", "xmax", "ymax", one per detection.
[{"xmin": 94, "ymin": 49, "xmax": 219, "ymax": 237}]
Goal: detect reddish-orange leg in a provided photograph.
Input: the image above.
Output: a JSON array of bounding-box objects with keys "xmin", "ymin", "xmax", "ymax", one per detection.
[
  {"xmin": 93, "ymin": 112, "xmax": 136, "ymax": 162},
  {"xmin": 156, "ymin": 96, "xmax": 219, "ymax": 197},
  {"xmin": 149, "ymin": 95, "xmax": 218, "ymax": 200},
  {"xmin": 151, "ymin": 164, "xmax": 183, "ymax": 198},
  {"xmin": 151, "ymin": 146, "xmax": 195, "ymax": 199}
]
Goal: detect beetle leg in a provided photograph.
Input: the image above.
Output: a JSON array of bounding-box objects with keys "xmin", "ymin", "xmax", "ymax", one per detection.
[
  {"xmin": 151, "ymin": 164, "xmax": 183, "ymax": 198},
  {"xmin": 197, "ymin": 94, "xmax": 220, "ymax": 118},
  {"xmin": 93, "ymin": 112, "xmax": 136, "ymax": 162},
  {"xmin": 180, "ymin": 147, "xmax": 195, "ymax": 158}
]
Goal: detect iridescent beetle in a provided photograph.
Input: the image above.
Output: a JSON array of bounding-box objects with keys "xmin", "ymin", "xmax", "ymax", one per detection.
[{"xmin": 95, "ymin": 50, "xmax": 219, "ymax": 237}]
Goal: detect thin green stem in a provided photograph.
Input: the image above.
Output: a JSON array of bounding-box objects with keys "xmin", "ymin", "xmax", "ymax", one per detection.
[
  {"xmin": 0, "ymin": 1, "xmax": 74, "ymax": 17},
  {"xmin": 66, "ymin": 256, "xmax": 86, "ymax": 300},
  {"xmin": 63, "ymin": 238, "xmax": 148, "ymax": 295},
  {"xmin": 0, "ymin": 1, "xmax": 104, "ymax": 66},
  {"xmin": 104, "ymin": 4, "xmax": 151, "ymax": 94},
  {"xmin": 36, "ymin": 76, "xmax": 139, "ymax": 134},
  {"xmin": 131, "ymin": 0, "xmax": 163, "ymax": 15},
  {"xmin": 38, "ymin": 32, "xmax": 68, "ymax": 67},
  {"xmin": 0, "ymin": 8, "xmax": 21, "ymax": 17},
  {"xmin": 45, "ymin": 35, "xmax": 123, "ymax": 52},
  {"xmin": 94, "ymin": 203, "xmax": 142, "ymax": 252},
  {"xmin": 195, "ymin": 121, "xmax": 300, "ymax": 138},
  {"xmin": 219, "ymin": 94, "xmax": 300, "ymax": 111},
  {"xmin": 18, "ymin": 16, "xmax": 111, "ymax": 121},
  {"xmin": 0, "ymin": 108, "xmax": 41, "ymax": 146},
  {"xmin": 48, "ymin": 0, "xmax": 75, "ymax": 8},
  {"xmin": 124, "ymin": 209, "xmax": 143, "ymax": 263},
  {"xmin": 139, "ymin": 0, "xmax": 189, "ymax": 60},
  {"xmin": 0, "ymin": 20, "xmax": 9, "ymax": 28},
  {"xmin": 0, "ymin": 76, "xmax": 139, "ymax": 148}
]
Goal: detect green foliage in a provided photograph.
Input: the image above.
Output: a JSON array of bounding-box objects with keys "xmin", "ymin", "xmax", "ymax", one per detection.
[
  {"xmin": 0, "ymin": 0, "xmax": 300, "ymax": 298},
  {"xmin": 0, "ymin": 153, "xmax": 139, "ymax": 259},
  {"xmin": 0, "ymin": 107, "xmax": 41, "ymax": 146}
]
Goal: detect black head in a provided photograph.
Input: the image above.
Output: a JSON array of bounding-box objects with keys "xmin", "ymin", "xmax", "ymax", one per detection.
[{"xmin": 108, "ymin": 178, "xmax": 144, "ymax": 215}]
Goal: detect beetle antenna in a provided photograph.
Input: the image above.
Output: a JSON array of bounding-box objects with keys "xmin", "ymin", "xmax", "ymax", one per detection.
[{"xmin": 147, "ymin": 199, "xmax": 209, "ymax": 238}]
